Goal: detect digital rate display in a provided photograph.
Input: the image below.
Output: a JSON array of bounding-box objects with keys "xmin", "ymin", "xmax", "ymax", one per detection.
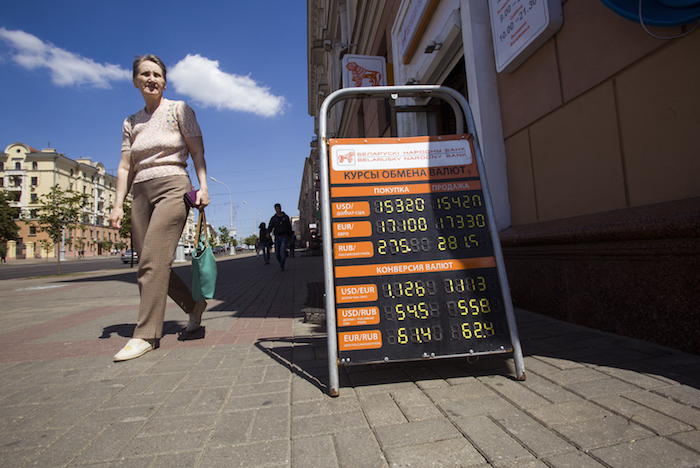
[{"xmin": 329, "ymin": 135, "xmax": 513, "ymax": 364}]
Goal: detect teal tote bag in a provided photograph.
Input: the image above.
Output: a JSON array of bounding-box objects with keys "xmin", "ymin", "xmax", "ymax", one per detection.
[{"xmin": 192, "ymin": 210, "xmax": 217, "ymax": 301}]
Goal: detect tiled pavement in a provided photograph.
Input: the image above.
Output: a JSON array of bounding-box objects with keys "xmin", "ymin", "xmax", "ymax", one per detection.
[{"xmin": 0, "ymin": 253, "xmax": 699, "ymax": 467}]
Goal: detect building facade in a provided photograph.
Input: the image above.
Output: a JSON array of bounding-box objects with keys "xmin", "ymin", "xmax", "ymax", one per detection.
[
  {"xmin": 1, "ymin": 142, "xmax": 202, "ymax": 261},
  {"xmin": 305, "ymin": 0, "xmax": 700, "ymax": 353},
  {"xmin": 1, "ymin": 143, "xmax": 125, "ymax": 259}
]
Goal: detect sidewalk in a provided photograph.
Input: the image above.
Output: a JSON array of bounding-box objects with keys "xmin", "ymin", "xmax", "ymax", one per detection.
[{"xmin": 0, "ymin": 253, "xmax": 698, "ymax": 467}]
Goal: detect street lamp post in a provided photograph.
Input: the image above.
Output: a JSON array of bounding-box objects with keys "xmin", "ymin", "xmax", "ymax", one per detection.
[{"xmin": 210, "ymin": 177, "xmax": 236, "ymax": 256}]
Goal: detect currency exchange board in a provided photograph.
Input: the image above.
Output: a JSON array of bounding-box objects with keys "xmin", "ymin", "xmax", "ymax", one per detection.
[{"xmin": 328, "ymin": 134, "xmax": 514, "ymax": 364}]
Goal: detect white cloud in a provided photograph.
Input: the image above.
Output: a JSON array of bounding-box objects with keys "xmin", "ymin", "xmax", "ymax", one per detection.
[
  {"xmin": 169, "ymin": 54, "xmax": 286, "ymax": 117},
  {"xmin": 0, "ymin": 27, "xmax": 130, "ymax": 88}
]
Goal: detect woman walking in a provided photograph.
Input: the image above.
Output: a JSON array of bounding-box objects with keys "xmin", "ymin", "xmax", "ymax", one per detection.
[{"xmin": 109, "ymin": 54, "xmax": 210, "ymax": 361}]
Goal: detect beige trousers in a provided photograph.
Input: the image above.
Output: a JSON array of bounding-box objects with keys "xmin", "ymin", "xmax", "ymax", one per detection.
[{"xmin": 131, "ymin": 175, "xmax": 196, "ymax": 340}]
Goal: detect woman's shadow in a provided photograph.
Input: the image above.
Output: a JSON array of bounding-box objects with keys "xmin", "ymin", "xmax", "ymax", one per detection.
[{"xmin": 99, "ymin": 320, "xmax": 204, "ymax": 341}]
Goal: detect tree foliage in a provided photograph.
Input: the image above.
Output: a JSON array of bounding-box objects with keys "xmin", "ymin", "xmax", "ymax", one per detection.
[
  {"xmin": 218, "ymin": 226, "xmax": 232, "ymax": 247},
  {"xmin": 0, "ymin": 190, "xmax": 20, "ymax": 243},
  {"xmin": 243, "ymin": 234, "xmax": 258, "ymax": 246},
  {"xmin": 117, "ymin": 199, "xmax": 132, "ymax": 243},
  {"xmin": 33, "ymin": 186, "xmax": 87, "ymax": 274}
]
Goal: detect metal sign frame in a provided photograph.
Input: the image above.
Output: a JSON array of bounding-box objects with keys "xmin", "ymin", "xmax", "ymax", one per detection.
[{"xmin": 318, "ymin": 85, "xmax": 525, "ymax": 396}]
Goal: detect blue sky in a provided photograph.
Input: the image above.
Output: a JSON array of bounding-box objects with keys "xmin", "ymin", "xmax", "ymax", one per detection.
[{"xmin": 0, "ymin": 0, "xmax": 313, "ymax": 239}]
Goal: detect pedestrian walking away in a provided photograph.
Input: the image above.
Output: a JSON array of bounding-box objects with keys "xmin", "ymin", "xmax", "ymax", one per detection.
[
  {"xmin": 259, "ymin": 222, "xmax": 271, "ymax": 264},
  {"xmin": 268, "ymin": 203, "xmax": 292, "ymax": 270},
  {"xmin": 109, "ymin": 54, "xmax": 211, "ymax": 362}
]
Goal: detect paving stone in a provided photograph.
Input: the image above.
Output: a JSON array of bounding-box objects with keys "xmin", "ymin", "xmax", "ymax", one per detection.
[
  {"xmin": 69, "ymin": 420, "xmax": 144, "ymax": 465},
  {"xmin": 118, "ymin": 429, "xmax": 210, "ymax": 458},
  {"xmin": 291, "ymin": 395, "xmax": 361, "ymax": 419},
  {"xmin": 670, "ymin": 430, "xmax": 700, "ymax": 452},
  {"xmin": 384, "ymin": 436, "xmax": 485, "ymax": 467},
  {"xmin": 334, "ymin": 426, "xmax": 387, "ymax": 468},
  {"xmin": 523, "ymin": 356, "xmax": 566, "ymax": 376},
  {"xmin": 139, "ymin": 412, "xmax": 219, "ymax": 436},
  {"xmin": 623, "ymin": 391, "xmax": 700, "ymax": 427},
  {"xmin": 479, "ymin": 374, "xmax": 551, "ymax": 408},
  {"xmin": 527, "ymin": 399, "xmax": 612, "ymax": 427},
  {"xmin": 439, "ymin": 395, "xmax": 516, "ymax": 419},
  {"xmin": 374, "ymin": 418, "xmax": 461, "ymax": 449},
  {"xmin": 352, "ymin": 381, "xmax": 418, "ymax": 397},
  {"xmin": 564, "ymin": 377, "xmax": 644, "ymax": 399},
  {"xmin": 423, "ymin": 380, "xmax": 496, "ymax": 403},
  {"xmin": 542, "ymin": 450, "xmax": 608, "ymax": 468},
  {"xmin": 591, "ymin": 365, "xmax": 676, "ymax": 390},
  {"xmin": 0, "ymin": 400, "xmax": 72, "ymax": 433},
  {"xmin": 389, "ymin": 388, "xmax": 444, "ymax": 421},
  {"xmin": 14, "ymin": 424, "xmax": 100, "ymax": 467},
  {"xmin": 652, "ymin": 385, "xmax": 700, "ymax": 407},
  {"xmin": 99, "ymin": 390, "xmax": 171, "ymax": 410},
  {"xmin": 519, "ymin": 374, "xmax": 582, "ymax": 404},
  {"xmin": 358, "ymin": 392, "xmax": 407, "ymax": 427},
  {"xmin": 208, "ymin": 410, "xmax": 255, "ymax": 448},
  {"xmin": 453, "ymin": 415, "xmax": 535, "ymax": 467},
  {"xmin": 553, "ymin": 414, "xmax": 654, "ymax": 450},
  {"xmin": 151, "ymin": 388, "xmax": 200, "ymax": 417},
  {"xmin": 224, "ymin": 391, "xmax": 290, "ymax": 412},
  {"xmin": 291, "ymin": 410, "xmax": 368, "ymax": 439},
  {"xmin": 491, "ymin": 408, "xmax": 574, "ymax": 456},
  {"xmin": 531, "ymin": 356, "xmax": 585, "ymax": 370},
  {"xmin": 150, "ymin": 451, "xmax": 201, "ymax": 468},
  {"xmin": 186, "ymin": 387, "xmax": 231, "ymax": 414},
  {"xmin": 592, "ymin": 395, "xmax": 693, "ymax": 435},
  {"xmin": 292, "ymin": 435, "xmax": 339, "ymax": 468},
  {"xmin": 198, "ymin": 440, "xmax": 290, "ymax": 468},
  {"xmin": 252, "ymin": 406, "xmax": 290, "ymax": 442},
  {"xmin": 291, "ymin": 374, "xmax": 327, "ymax": 403},
  {"xmin": 592, "ymin": 436, "xmax": 700, "ymax": 468},
  {"xmin": 540, "ymin": 367, "xmax": 609, "ymax": 386}
]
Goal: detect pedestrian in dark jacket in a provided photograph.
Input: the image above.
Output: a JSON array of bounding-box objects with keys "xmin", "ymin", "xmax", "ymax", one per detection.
[{"xmin": 268, "ymin": 203, "xmax": 292, "ymax": 270}]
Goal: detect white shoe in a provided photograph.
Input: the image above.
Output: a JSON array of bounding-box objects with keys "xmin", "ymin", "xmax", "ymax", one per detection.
[
  {"xmin": 113, "ymin": 338, "xmax": 153, "ymax": 362},
  {"xmin": 186, "ymin": 300, "xmax": 207, "ymax": 333}
]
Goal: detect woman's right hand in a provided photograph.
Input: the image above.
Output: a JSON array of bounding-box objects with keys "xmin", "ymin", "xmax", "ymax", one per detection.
[{"xmin": 109, "ymin": 207, "xmax": 124, "ymax": 229}]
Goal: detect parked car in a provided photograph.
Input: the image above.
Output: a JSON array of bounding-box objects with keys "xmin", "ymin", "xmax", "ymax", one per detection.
[{"xmin": 121, "ymin": 249, "xmax": 138, "ymax": 264}]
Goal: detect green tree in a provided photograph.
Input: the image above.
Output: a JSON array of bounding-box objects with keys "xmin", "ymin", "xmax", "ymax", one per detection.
[
  {"xmin": 38, "ymin": 239, "xmax": 54, "ymax": 261},
  {"xmin": 218, "ymin": 226, "xmax": 232, "ymax": 249},
  {"xmin": 0, "ymin": 190, "xmax": 20, "ymax": 244},
  {"xmin": 244, "ymin": 234, "xmax": 258, "ymax": 247},
  {"xmin": 34, "ymin": 186, "xmax": 87, "ymax": 274},
  {"xmin": 114, "ymin": 199, "xmax": 135, "ymax": 267}
]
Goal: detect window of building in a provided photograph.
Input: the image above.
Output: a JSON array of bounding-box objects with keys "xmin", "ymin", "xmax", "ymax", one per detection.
[
  {"xmin": 0, "ymin": 162, "xmax": 3, "ymax": 170},
  {"xmin": 30, "ymin": 209, "xmax": 38, "ymax": 218},
  {"xmin": 32, "ymin": 162, "xmax": 38, "ymax": 170},
  {"xmin": 30, "ymin": 194, "xmax": 38, "ymax": 203},
  {"xmin": 13, "ymin": 177, "xmax": 21, "ymax": 187},
  {"xmin": 0, "ymin": 178, "xmax": 3, "ymax": 187},
  {"xmin": 15, "ymin": 162, "xmax": 21, "ymax": 170},
  {"xmin": 29, "ymin": 226, "xmax": 36, "ymax": 236},
  {"xmin": 31, "ymin": 177, "xmax": 38, "ymax": 186}
]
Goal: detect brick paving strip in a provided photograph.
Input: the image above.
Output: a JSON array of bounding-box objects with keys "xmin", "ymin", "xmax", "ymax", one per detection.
[{"xmin": 0, "ymin": 253, "xmax": 699, "ymax": 467}]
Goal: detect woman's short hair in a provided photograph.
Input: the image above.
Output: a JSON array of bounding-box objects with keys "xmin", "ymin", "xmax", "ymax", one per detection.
[{"xmin": 132, "ymin": 54, "xmax": 167, "ymax": 82}]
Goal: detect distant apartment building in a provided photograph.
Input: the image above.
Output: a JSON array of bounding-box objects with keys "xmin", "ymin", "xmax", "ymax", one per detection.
[{"xmin": 1, "ymin": 142, "xmax": 197, "ymax": 260}]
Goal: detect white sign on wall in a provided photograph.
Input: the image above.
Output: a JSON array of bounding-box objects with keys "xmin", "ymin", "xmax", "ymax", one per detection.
[
  {"xmin": 488, "ymin": 0, "xmax": 563, "ymax": 73},
  {"xmin": 342, "ymin": 55, "xmax": 387, "ymax": 88}
]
